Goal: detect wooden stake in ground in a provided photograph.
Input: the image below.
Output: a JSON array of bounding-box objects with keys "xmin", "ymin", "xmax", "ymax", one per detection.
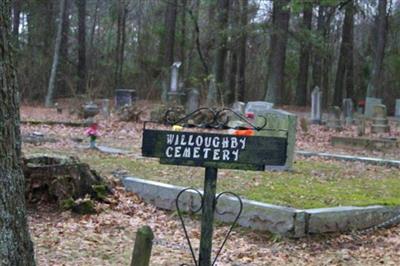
[{"xmin": 131, "ymin": 226, "xmax": 154, "ymax": 266}]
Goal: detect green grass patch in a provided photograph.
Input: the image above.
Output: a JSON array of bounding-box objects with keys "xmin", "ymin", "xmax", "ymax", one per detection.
[{"xmin": 24, "ymin": 147, "xmax": 400, "ymax": 209}]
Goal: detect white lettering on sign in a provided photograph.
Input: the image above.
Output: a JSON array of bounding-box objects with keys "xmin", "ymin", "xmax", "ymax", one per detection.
[{"xmin": 165, "ymin": 133, "xmax": 247, "ymax": 162}]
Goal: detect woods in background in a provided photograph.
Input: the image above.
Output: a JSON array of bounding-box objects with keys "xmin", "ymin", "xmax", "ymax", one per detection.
[{"xmin": 10, "ymin": 0, "xmax": 400, "ymax": 113}]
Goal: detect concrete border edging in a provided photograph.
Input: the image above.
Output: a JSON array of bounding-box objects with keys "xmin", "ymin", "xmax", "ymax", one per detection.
[
  {"xmin": 122, "ymin": 177, "xmax": 400, "ymax": 237},
  {"xmin": 297, "ymin": 150, "xmax": 400, "ymax": 168}
]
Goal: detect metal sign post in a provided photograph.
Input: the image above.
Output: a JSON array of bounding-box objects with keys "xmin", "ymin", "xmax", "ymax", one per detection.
[{"xmin": 141, "ymin": 108, "xmax": 288, "ymax": 266}]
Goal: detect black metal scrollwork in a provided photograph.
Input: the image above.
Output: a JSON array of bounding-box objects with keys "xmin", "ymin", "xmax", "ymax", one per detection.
[
  {"xmin": 164, "ymin": 107, "xmax": 267, "ymax": 131},
  {"xmin": 176, "ymin": 188, "xmax": 243, "ymax": 266}
]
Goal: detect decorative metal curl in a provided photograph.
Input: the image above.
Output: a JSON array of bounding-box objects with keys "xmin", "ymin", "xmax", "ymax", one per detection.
[
  {"xmin": 164, "ymin": 107, "xmax": 268, "ymax": 131},
  {"xmin": 176, "ymin": 187, "xmax": 204, "ymax": 266},
  {"xmin": 213, "ymin": 191, "xmax": 243, "ymax": 266},
  {"xmin": 176, "ymin": 188, "xmax": 243, "ymax": 266}
]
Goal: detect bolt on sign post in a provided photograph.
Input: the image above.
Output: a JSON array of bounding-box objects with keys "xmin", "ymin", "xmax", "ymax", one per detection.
[{"xmin": 141, "ymin": 108, "xmax": 288, "ymax": 266}]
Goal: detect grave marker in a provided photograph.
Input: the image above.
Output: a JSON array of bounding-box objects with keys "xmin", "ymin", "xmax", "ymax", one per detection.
[
  {"xmin": 327, "ymin": 106, "xmax": 342, "ymax": 131},
  {"xmin": 365, "ymin": 97, "xmax": 382, "ymax": 118},
  {"xmin": 395, "ymin": 99, "xmax": 400, "ymax": 118},
  {"xmin": 186, "ymin": 88, "xmax": 200, "ymax": 114},
  {"xmin": 342, "ymin": 98, "xmax": 354, "ymax": 125},
  {"xmin": 371, "ymin": 104, "xmax": 390, "ymax": 133},
  {"xmin": 311, "ymin": 87, "xmax": 322, "ymax": 124},
  {"xmin": 115, "ymin": 89, "xmax": 137, "ymax": 109}
]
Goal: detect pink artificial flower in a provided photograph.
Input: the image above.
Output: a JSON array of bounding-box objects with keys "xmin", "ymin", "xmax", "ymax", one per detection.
[{"xmin": 85, "ymin": 123, "xmax": 99, "ymax": 137}]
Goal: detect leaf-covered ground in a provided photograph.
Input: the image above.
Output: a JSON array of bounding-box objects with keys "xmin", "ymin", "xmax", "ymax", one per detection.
[
  {"xmin": 30, "ymin": 187, "xmax": 400, "ymax": 266},
  {"xmin": 21, "ymin": 103, "xmax": 400, "ymax": 265}
]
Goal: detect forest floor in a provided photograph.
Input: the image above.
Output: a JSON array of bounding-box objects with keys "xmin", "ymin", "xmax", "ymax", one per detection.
[{"xmin": 21, "ymin": 102, "xmax": 400, "ymax": 265}]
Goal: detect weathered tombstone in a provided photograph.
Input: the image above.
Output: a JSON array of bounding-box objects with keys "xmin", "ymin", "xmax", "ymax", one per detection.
[
  {"xmin": 342, "ymin": 98, "xmax": 354, "ymax": 125},
  {"xmin": 100, "ymin": 99, "xmax": 110, "ymax": 118},
  {"xmin": 395, "ymin": 99, "xmax": 400, "ymax": 118},
  {"xmin": 371, "ymin": 104, "xmax": 390, "ymax": 133},
  {"xmin": 185, "ymin": 88, "xmax": 200, "ymax": 114},
  {"xmin": 365, "ymin": 97, "xmax": 382, "ymax": 118},
  {"xmin": 168, "ymin": 62, "xmax": 184, "ymax": 105},
  {"xmin": 228, "ymin": 108, "xmax": 297, "ymax": 171},
  {"xmin": 82, "ymin": 102, "xmax": 99, "ymax": 119},
  {"xmin": 354, "ymin": 113, "xmax": 366, "ymax": 136},
  {"xmin": 311, "ymin": 87, "xmax": 322, "ymax": 124},
  {"xmin": 115, "ymin": 89, "xmax": 137, "ymax": 109},
  {"xmin": 327, "ymin": 106, "xmax": 342, "ymax": 131},
  {"xmin": 244, "ymin": 101, "xmax": 274, "ymax": 115}
]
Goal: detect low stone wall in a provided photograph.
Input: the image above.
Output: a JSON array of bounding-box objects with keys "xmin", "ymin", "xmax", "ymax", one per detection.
[{"xmin": 122, "ymin": 177, "xmax": 400, "ymax": 237}]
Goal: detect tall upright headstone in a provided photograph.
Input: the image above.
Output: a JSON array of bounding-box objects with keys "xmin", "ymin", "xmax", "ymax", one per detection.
[
  {"xmin": 311, "ymin": 87, "xmax": 322, "ymax": 124},
  {"xmin": 342, "ymin": 98, "xmax": 354, "ymax": 125},
  {"xmin": 168, "ymin": 62, "xmax": 183, "ymax": 105},
  {"xmin": 365, "ymin": 97, "xmax": 382, "ymax": 118}
]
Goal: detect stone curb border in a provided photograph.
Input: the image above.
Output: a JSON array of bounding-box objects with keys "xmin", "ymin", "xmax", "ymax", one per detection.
[
  {"xmin": 123, "ymin": 177, "xmax": 400, "ymax": 238},
  {"xmin": 297, "ymin": 150, "xmax": 400, "ymax": 168}
]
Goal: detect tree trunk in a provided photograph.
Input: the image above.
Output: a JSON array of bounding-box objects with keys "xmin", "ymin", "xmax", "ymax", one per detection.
[
  {"xmin": 237, "ymin": 0, "xmax": 248, "ymax": 102},
  {"xmin": 0, "ymin": 1, "xmax": 36, "ymax": 264},
  {"xmin": 207, "ymin": 0, "xmax": 229, "ymax": 106},
  {"xmin": 264, "ymin": 0, "xmax": 290, "ymax": 104},
  {"xmin": 295, "ymin": 2, "xmax": 313, "ymax": 106},
  {"xmin": 115, "ymin": 0, "xmax": 128, "ymax": 88},
  {"xmin": 179, "ymin": 0, "xmax": 187, "ymax": 80},
  {"xmin": 45, "ymin": 0, "xmax": 67, "ymax": 107},
  {"xmin": 367, "ymin": 0, "xmax": 387, "ymax": 98},
  {"xmin": 227, "ymin": 0, "xmax": 239, "ymax": 105},
  {"xmin": 333, "ymin": 0, "xmax": 354, "ymax": 106},
  {"xmin": 312, "ymin": 5, "xmax": 325, "ymax": 93},
  {"xmin": 76, "ymin": 0, "xmax": 87, "ymax": 95},
  {"xmin": 58, "ymin": 0, "xmax": 71, "ymax": 97},
  {"xmin": 12, "ymin": 0, "xmax": 21, "ymax": 43},
  {"xmin": 159, "ymin": 0, "xmax": 178, "ymax": 101}
]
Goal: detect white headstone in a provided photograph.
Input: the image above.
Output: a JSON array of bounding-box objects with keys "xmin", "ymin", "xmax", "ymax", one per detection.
[
  {"xmin": 395, "ymin": 99, "xmax": 400, "ymax": 118},
  {"xmin": 232, "ymin": 101, "xmax": 246, "ymax": 114},
  {"xmin": 311, "ymin": 87, "xmax": 322, "ymax": 124},
  {"xmin": 245, "ymin": 101, "xmax": 274, "ymax": 116},
  {"xmin": 170, "ymin": 62, "xmax": 182, "ymax": 93},
  {"xmin": 342, "ymin": 98, "xmax": 353, "ymax": 125},
  {"xmin": 365, "ymin": 97, "xmax": 382, "ymax": 118}
]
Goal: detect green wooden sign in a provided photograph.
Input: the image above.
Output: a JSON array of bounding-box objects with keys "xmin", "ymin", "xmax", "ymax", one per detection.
[{"xmin": 142, "ymin": 129, "xmax": 287, "ymax": 171}]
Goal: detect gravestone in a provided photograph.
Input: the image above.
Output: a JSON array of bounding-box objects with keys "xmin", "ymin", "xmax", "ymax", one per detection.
[
  {"xmin": 395, "ymin": 99, "xmax": 400, "ymax": 118},
  {"xmin": 185, "ymin": 88, "xmax": 200, "ymax": 114},
  {"xmin": 327, "ymin": 106, "xmax": 342, "ymax": 131},
  {"xmin": 232, "ymin": 101, "xmax": 245, "ymax": 114},
  {"xmin": 365, "ymin": 97, "xmax": 382, "ymax": 118},
  {"xmin": 354, "ymin": 113, "xmax": 365, "ymax": 136},
  {"xmin": 115, "ymin": 89, "xmax": 137, "ymax": 109},
  {"xmin": 168, "ymin": 62, "xmax": 184, "ymax": 105},
  {"xmin": 228, "ymin": 108, "xmax": 297, "ymax": 171},
  {"xmin": 311, "ymin": 87, "xmax": 322, "ymax": 124},
  {"xmin": 100, "ymin": 99, "xmax": 110, "ymax": 118},
  {"xmin": 371, "ymin": 104, "xmax": 390, "ymax": 133},
  {"xmin": 82, "ymin": 103, "xmax": 99, "ymax": 119},
  {"xmin": 342, "ymin": 98, "xmax": 354, "ymax": 125},
  {"xmin": 244, "ymin": 101, "xmax": 274, "ymax": 115}
]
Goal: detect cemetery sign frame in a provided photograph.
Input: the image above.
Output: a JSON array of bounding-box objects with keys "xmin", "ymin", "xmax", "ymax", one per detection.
[{"xmin": 141, "ymin": 108, "xmax": 289, "ymax": 266}]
